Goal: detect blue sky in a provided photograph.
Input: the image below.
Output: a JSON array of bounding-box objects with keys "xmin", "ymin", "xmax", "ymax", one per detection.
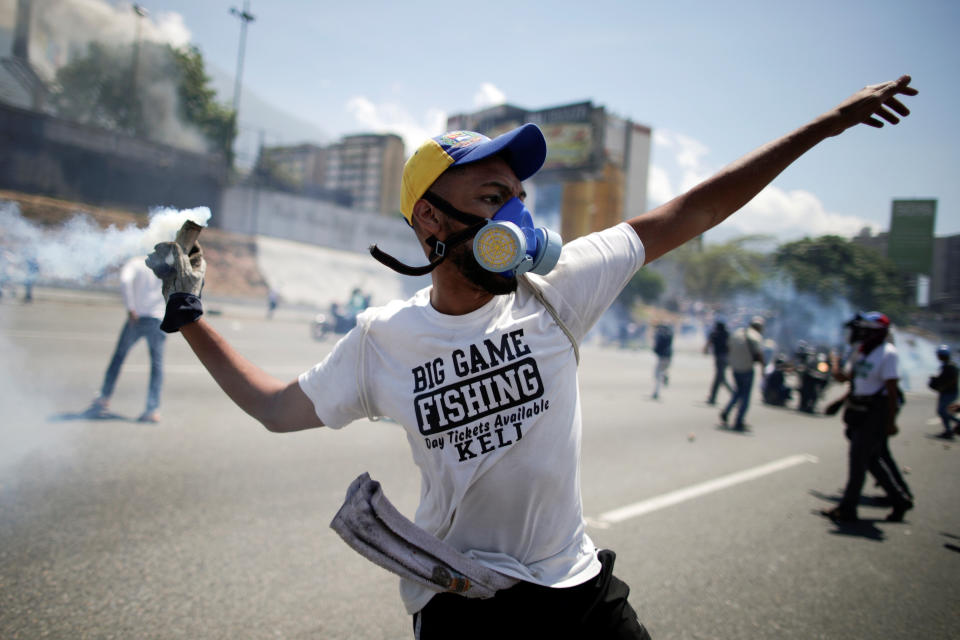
[{"xmin": 9, "ymin": 0, "xmax": 959, "ymax": 242}]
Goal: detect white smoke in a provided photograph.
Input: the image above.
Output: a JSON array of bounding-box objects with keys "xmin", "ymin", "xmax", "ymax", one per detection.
[
  {"xmin": 28, "ymin": 0, "xmax": 192, "ymax": 80},
  {"xmin": 0, "ymin": 201, "xmax": 210, "ymax": 282}
]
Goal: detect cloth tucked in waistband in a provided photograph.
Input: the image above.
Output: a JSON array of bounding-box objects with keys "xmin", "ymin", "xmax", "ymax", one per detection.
[{"xmin": 330, "ymin": 472, "xmax": 518, "ymax": 599}]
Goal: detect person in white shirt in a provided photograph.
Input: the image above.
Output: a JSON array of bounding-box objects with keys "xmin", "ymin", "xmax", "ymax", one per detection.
[
  {"xmin": 823, "ymin": 311, "xmax": 913, "ymax": 523},
  {"xmin": 147, "ymin": 77, "xmax": 916, "ymax": 638},
  {"xmin": 87, "ymin": 255, "xmax": 166, "ymax": 423}
]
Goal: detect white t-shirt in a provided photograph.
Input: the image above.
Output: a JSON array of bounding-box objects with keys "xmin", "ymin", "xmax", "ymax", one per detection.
[
  {"xmin": 121, "ymin": 256, "xmax": 165, "ymax": 319},
  {"xmin": 299, "ymin": 223, "xmax": 645, "ymax": 615},
  {"xmin": 848, "ymin": 341, "xmax": 899, "ymax": 396}
]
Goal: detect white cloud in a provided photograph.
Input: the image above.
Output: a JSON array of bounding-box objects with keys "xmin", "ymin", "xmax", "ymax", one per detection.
[
  {"xmin": 473, "ymin": 82, "xmax": 506, "ymax": 108},
  {"xmin": 649, "ymin": 128, "xmax": 878, "ymax": 243},
  {"xmin": 345, "ymin": 96, "xmax": 447, "ymax": 154},
  {"xmin": 345, "ymin": 83, "xmax": 504, "ymax": 154}
]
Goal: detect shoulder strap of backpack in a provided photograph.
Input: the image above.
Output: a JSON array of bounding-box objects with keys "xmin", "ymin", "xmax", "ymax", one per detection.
[{"xmin": 520, "ymin": 275, "xmax": 580, "ymax": 366}]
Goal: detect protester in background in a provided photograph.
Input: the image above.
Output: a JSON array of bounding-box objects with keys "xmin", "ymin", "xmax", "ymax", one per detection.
[
  {"xmin": 762, "ymin": 354, "xmax": 792, "ymax": 406},
  {"xmin": 823, "ymin": 311, "xmax": 913, "ymax": 523},
  {"xmin": 23, "ymin": 255, "xmax": 39, "ymax": 302},
  {"xmin": 704, "ymin": 318, "xmax": 732, "ymax": 405},
  {"xmin": 929, "ymin": 344, "xmax": 959, "ymax": 439},
  {"xmin": 652, "ymin": 323, "xmax": 674, "ymax": 400},
  {"xmin": 267, "ymin": 288, "xmax": 279, "ymax": 319},
  {"xmin": 720, "ymin": 316, "xmax": 765, "ymax": 430},
  {"xmin": 86, "ymin": 255, "xmax": 166, "ymax": 423}
]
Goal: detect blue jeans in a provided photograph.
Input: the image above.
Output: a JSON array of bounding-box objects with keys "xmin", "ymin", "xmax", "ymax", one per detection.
[
  {"xmin": 722, "ymin": 369, "xmax": 754, "ymax": 428},
  {"xmin": 100, "ymin": 317, "xmax": 166, "ymax": 413},
  {"xmin": 938, "ymin": 392, "xmax": 960, "ymax": 431}
]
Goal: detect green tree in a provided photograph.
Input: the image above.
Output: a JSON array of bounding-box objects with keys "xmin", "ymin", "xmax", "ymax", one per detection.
[
  {"xmin": 773, "ymin": 235, "xmax": 909, "ymax": 320},
  {"xmin": 673, "ymin": 236, "xmax": 771, "ymax": 302},
  {"xmin": 52, "ymin": 41, "xmax": 145, "ymax": 135},
  {"xmin": 52, "ymin": 41, "xmax": 236, "ymax": 163},
  {"xmin": 172, "ymin": 45, "xmax": 237, "ymax": 164},
  {"xmin": 618, "ymin": 267, "xmax": 665, "ymax": 308}
]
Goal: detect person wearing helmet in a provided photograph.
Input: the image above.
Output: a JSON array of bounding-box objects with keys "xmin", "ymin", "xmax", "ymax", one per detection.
[
  {"xmin": 824, "ymin": 312, "xmax": 913, "ymax": 523},
  {"xmin": 929, "ymin": 344, "xmax": 959, "ymax": 438}
]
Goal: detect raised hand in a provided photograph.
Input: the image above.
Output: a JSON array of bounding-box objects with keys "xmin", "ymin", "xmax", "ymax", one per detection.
[{"xmin": 826, "ymin": 75, "xmax": 918, "ymax": 136}]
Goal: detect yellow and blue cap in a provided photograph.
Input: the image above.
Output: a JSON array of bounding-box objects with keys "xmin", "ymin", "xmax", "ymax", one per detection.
[{"xmin": 400, "ymin": 123, "xmax": 547, "ymax": 224}]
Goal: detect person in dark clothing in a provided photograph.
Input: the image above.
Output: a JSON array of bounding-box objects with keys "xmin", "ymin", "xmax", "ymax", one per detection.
[
  {"xmin": 704, "ymin": 319, "xmax": 732, "ymax": 405},
  {"xmin": 929, "ymin": 344, "xmax": 959, "ymax": 439},
  {"xmin": 652, "ymin": 323, "xmax": 674, "ymax": 400},
  {"xmin": 823, "ymin": 312, "xmax": 913, "ymax": 523},
  {"xmin": 762, "ymin": 354, "xmax": 792, "ymax": 406}
]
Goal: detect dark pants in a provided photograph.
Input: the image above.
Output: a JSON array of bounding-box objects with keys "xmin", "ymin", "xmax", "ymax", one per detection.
[
  {"xmin": 100, "ymin": 317, "xmax": 165, "ymax": 413},
  {"xmin": 839, "ymin": 403, "xmax": 912, "ymax": 515},
  {"xmin": 413, "ymin": 550, "xmax": 650, "ymax": 640},
  {"xmin": 708, "ymin": 354, "xmax": 732, "ymax": 403},
  {"xmin": 937, "ymin": 392, "xmax": 959, "ymax": 432},
  {"xmin": 722, "ymin": 370, "xmax": 754, "ymax": 429},
  {"xmin": 877, "ymin": 437, "xmax": 913, "ymax": 499}
]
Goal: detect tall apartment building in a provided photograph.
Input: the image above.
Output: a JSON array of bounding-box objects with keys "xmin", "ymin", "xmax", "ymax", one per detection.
[
  {"xmin": 447, "ymin": 101, "xmax": 651, "ymax": 241},
  {"xmin": 323, "ymin": 133, "xmax": 404, "ymax": 215},
  {"xmin": 257, "ymin": 133, "xmax": 404, "ymax": 215},
  {"xmin": 259, "ymin": 143, "xmax": 327, "ymax": 189}
]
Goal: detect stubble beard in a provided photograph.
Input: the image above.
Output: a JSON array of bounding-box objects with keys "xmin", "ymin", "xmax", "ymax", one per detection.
[{"xmin": 449, "ymin": 241, "xmax": 518, "ymax": 296}]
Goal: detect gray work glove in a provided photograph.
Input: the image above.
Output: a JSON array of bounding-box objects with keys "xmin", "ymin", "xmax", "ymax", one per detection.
[
  {"xmin": 145, "ymin": 233, "xmax": 206, "ymax": 333},
  {"xmin": 146, "ymin": 239, "xmax": 206, "ymax": 301}
]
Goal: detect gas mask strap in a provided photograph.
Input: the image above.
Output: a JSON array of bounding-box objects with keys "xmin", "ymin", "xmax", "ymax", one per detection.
[
  {"xmin": 421, "ymin": 191, "xmax": 486, "ymax": 227},
  {"xmin": 369, "ymin": 221, "xmax": 485, "ymax": 276},
  {"xmin": 368, "ymin": 244, "xmax": 444, "ymax": 276}
]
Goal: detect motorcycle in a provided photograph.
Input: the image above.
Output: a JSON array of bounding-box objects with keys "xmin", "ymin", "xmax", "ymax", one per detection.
[
  {"xmin": 311, "ymin": 291, "xmax": 371, "ymax": 340},
  {"xmin": 796, "ymin": 348, "xmax": 831, "ymax": 413}
]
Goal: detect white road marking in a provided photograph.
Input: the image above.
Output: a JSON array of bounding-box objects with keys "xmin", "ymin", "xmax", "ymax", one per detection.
[
  {"xmin": 590, "ymin": 454, "xmax": 819, "ymax": 528},
  {"xmin": 4, "ymin": 330, "xmax": 115, "ymax": 341},
  {"xmin": 123, "ymin": 364, "xmax": 306, "ymax": 375}
]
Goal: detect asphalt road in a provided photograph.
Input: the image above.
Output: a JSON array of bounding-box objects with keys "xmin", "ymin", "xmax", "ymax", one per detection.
[{"xmin": 1, "ymin": 290, "xmax": 957, "ymax": 639}]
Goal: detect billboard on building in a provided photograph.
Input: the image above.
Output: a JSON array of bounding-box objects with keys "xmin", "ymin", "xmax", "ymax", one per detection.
[
  {"xmin": 888, "ymin": 199, "xmax": 937, "ymax": 274},
  {"xmin": 527, "ymin": 102, "xmax": 600, "ymax": 177}
]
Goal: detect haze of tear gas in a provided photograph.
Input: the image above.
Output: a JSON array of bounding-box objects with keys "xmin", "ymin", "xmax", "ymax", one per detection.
[
  {"xmin": 4, "ymin": 0, "xmax": 210, "ymax": 153},
  {"xmin": 0, "ymin": 202, "xmax": 210, "ymax": 282},
  {"xmin": 724, "ymin": 274, "xmax": 941, "ymax": 391}
]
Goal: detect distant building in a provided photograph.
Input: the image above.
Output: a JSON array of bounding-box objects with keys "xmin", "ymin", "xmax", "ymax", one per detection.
[
  {"xmin": 258, "ymin": 143, "xmax": 326, "ymax": 189},
  {"xmin": 447, "ymin": 101, "xmax": 651, "ymax": 242},
  {"xmin": 256, "ymin": 133, "xmax": 404, "ymax": 216},
  {"xmin": 323, "ymin": 133, "xmax": 404, "ymax": 216},
  {"xmin": 1, "ymin": 0, "xmax": 49, "ymax": 111},
  {"xmin": 932, "ymin": 234, "xmax": 960, "ymax": 311},
  {"xmin": 852, "ymin": 208, "xmax": 960, "ymax": 313}
]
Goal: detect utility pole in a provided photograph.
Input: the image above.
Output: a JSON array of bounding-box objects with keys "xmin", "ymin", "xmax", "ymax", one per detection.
[
  {"xmin": 130, "ymin": 4, "xmax": 148, "ymax": 135},
  {"xmin": 229, "ymin": 1, "xmax": 255, "ymax": 116}
]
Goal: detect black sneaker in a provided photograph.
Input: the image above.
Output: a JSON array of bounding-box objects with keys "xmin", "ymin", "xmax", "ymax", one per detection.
[
  {"xmin": 885, "ymin": 501, "xmax": 913, "ymax": 523},
  {"xmin": 822, "ymin": 507, "xmax": 858, "ymax": 523}
]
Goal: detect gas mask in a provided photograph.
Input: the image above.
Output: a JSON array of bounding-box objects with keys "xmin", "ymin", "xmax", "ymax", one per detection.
[{"xmin": 370, "ymin": 191, "xmax": 562, "ymax": 278}]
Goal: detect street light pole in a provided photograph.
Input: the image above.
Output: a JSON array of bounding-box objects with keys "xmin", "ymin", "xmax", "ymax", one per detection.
[
  {"xmin": 130, "ymin": 4, "xmax": 148, "ymax": 135},
  {"xmin": 229, "ymin": 1, "xmax": 255, "ymax": 116}
]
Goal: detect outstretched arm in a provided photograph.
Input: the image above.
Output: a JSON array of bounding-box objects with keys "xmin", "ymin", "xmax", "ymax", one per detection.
[
  {"xmin": 630, "ymin": 76, "xmax": 918, "ymax": 264},
  {"xmin": 180, "ymin": 318, "xmax": 324, "ymax": 432}
]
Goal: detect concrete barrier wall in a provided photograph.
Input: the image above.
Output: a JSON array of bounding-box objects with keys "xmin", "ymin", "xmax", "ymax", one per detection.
[
  {"xmin": 220, "ymin": 185, "xmax": 424, "ymax": 263},
  {"xmin": 0, "ymin": 103, "xmax": 226, "ymax": 213}
]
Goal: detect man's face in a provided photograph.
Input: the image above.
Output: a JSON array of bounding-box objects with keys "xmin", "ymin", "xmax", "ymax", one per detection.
[{"xmin": 431, "ymin": 156, "xmax": 527, "ymax": 295}]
